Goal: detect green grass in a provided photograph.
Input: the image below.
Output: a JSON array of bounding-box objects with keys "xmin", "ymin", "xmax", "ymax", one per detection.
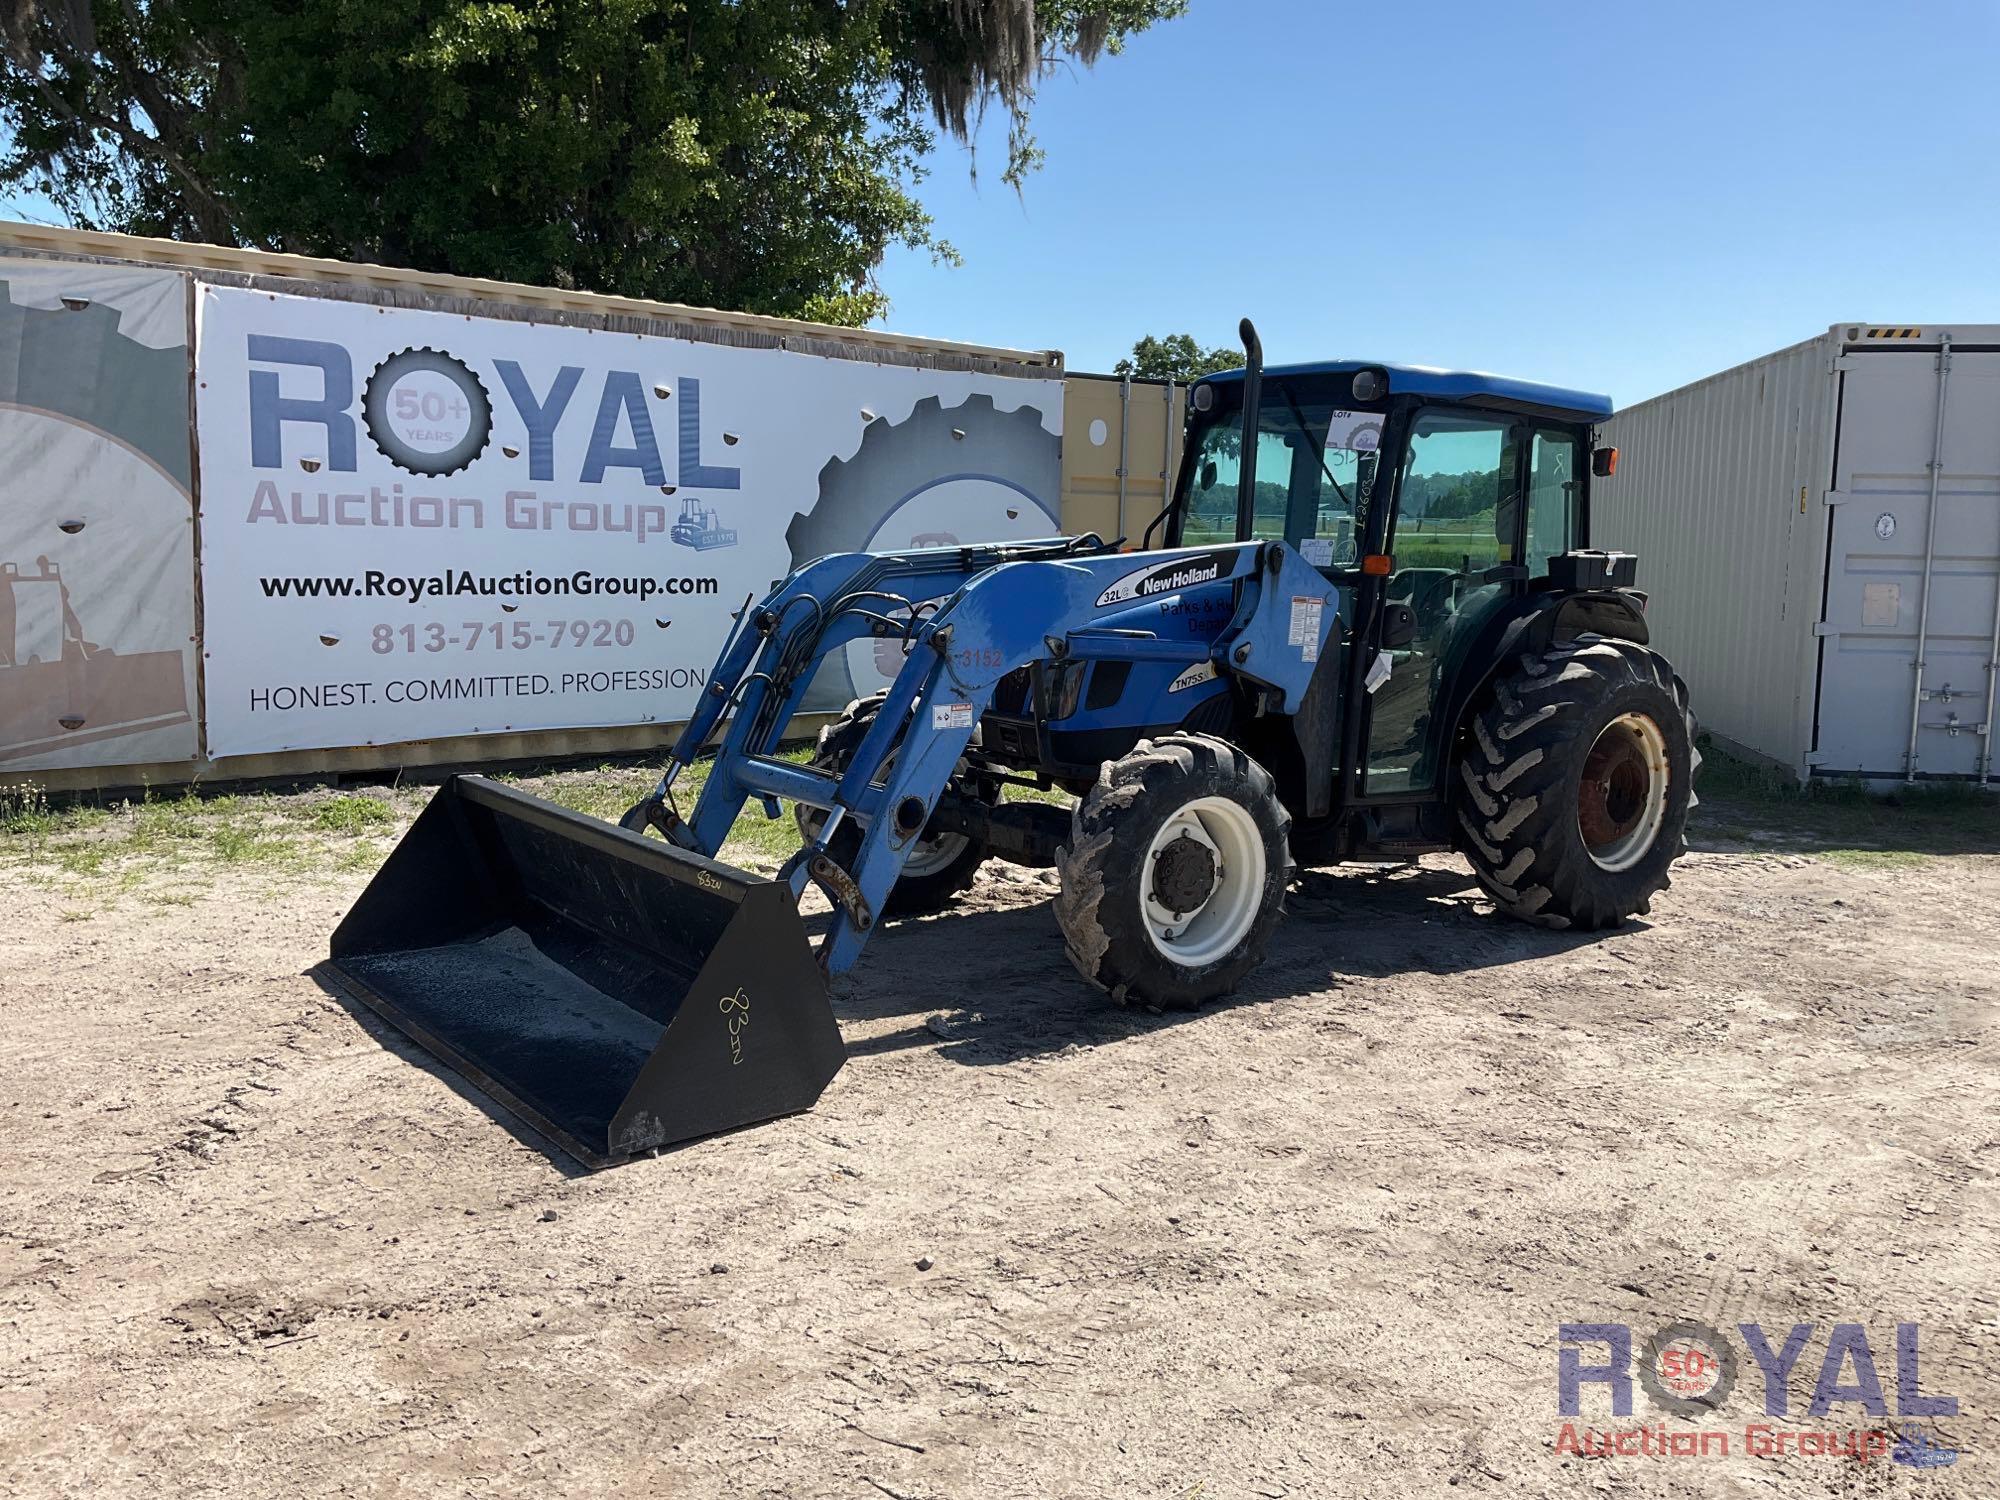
[
  {"xmin": 0, "ymin": 780, "xmax": 429, "ymax": 899},
  {"xmin": 0, "ymin": 741, "xmax": 943, "ymax": 904},
  {"xmin": 305, "ymin": 794, "xmax": 397, "ymax": 833},
  {"xmin": 527, "ymin": 749, "xmax": 817, "ymax": 871},
  {"xmin": 10, "ymin": 731, "xmax": 1986, "ymax": 912},
  {"xmin": 1693, "ymin": 738, "xmax": 2000, "ymax": 865}
]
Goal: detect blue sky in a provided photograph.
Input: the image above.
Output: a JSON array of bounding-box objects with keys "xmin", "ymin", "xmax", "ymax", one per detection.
[
  {"xmin": 6, "ymin": 0, "xmax": 1994, "ymax": 405},
  {"xmin": 874, "ymin": 0, "xmax": 2000, "ymax": 402}
]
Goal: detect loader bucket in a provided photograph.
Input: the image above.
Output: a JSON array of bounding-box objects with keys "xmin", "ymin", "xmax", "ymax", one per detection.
[{"xmin": 325, "ymin": 776, "xmax": 844, "ymax": 1167}]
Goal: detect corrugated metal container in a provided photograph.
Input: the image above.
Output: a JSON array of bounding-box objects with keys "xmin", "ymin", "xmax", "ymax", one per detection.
[
  {"xmin": 1596, "ymin": 324, "xmax": 2000, "ymax": 784},
  {"xmin": 0, "ymin": 222, "xmax": 1061, "ymax": 372}
]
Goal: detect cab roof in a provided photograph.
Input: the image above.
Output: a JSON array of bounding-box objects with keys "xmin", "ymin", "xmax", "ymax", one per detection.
[{"xmin": 1198, "ymin": 359, "xmax": 1612, "ymax": 420}]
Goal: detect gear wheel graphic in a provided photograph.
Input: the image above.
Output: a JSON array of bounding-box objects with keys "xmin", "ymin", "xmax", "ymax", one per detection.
[
  {"xmin": 362, "ymin": 346, "xmax": 493, "ymax": 477},
  {"xmin": 1344, "ymin": 419, "xmax": 1384, "ymax": 452},
  {"xmin": 785, "ymin": 393, "xmax": 1059, "ymax": 709},
  {"xmin": 1638, "ymin": 1320, "xmax": 1738, "ymax": 1418}
]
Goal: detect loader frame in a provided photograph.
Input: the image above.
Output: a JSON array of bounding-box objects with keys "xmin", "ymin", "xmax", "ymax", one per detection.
[{"xmin": 643, "ymin": 535, "xmax": 1336, "ymax": 975}]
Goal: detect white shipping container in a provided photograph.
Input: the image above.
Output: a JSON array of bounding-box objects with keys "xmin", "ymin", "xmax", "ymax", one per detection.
[{"xmin": 1594, "ymin": 324, "xmax": 2000, "ymax": 784}]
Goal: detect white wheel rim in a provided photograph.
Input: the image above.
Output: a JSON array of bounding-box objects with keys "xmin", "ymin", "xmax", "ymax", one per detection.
[
  {"xmin": 796, "ymin": 803, "xmax": 969, "ymax": 876},
  {"xmin": 798, "ymin": 735, "xmax": 975, "ymax": 879},
  {"xmin": 1579, "ymin": 712, "xmax": 1670, "ymax": 873},
  {"xmin": 901, "ymin": 829, "xmax": 972, "ymax": 876},
  {"xmin": 1140, "ymin": 795, "xmax": 1266, "ymax": 966}
]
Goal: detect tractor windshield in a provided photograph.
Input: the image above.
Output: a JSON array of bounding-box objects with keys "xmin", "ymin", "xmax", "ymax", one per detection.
[{"xmin": 1178, "ymin": 381, "xmax": 1383, "ymax": 566}]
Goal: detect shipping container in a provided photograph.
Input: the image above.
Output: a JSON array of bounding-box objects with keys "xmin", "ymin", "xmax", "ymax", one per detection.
[
  {"xmin": 1059, "ymin": 372, "xmax": 1185, "ymax": 545},
  {"xmin": 1594, "ymin": 324, "xmax": 2000, "ymax": 785}
]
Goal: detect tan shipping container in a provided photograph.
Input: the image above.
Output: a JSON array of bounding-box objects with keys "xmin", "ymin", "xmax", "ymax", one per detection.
[{"xmin": 1060, "ymin": 373, "xmax": 1186, "ymax": 545}]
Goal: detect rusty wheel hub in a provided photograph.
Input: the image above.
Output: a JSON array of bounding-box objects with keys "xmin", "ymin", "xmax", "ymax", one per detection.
[{"xmin": 1578, "ymin": 712, "xmax": 1670, "ymax": 872}]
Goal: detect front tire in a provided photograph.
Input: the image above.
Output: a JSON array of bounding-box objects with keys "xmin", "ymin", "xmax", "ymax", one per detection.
[
  {"xmin": 1451, "ymin": 636, "xmax": 1697, "ymax": 929},
  {"xmin": 1055, "ymin": 734, "xmax": 1293, "ymax": 1009}
]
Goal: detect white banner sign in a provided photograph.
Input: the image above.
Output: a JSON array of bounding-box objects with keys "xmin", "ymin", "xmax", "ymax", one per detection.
[
  {"xmin": 3, "ymin": 258, "xmax": 199, "ymax": 772},
  {"xmin": 193, "ymin": 285, "xmax": 1062, "ymax": 757}
]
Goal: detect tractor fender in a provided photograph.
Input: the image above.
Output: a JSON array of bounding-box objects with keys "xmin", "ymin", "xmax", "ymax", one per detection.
[
  {"xmin": 1438, "ymin": 589, "xmax": 1649, "ymax": 759},
  {"xmin": 1547, "ymin": 589, "xmax": 1649, "ymax": 648}
]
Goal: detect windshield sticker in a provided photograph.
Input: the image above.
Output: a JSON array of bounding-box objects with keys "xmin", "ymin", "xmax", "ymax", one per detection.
[
  {"xmin": 1299, "ymin": 536, "xmax": 1336, "ymax": 567},
  {"xmin": 1327, "ymin": 409, "xmax": 1385, "ymax": 453}
]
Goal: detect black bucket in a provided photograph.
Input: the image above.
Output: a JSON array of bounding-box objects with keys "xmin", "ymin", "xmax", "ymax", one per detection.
[{"xmin": 325, "ymin": 776, "xmax": 844, "ymax": 1167}]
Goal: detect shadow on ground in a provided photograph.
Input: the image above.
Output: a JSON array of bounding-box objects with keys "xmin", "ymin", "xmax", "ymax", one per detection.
[
  {"xmin": 304, "ymin": 857, "xmax": 1605, "ymax": 1175},
  {"xmin": 833, "ymin": 859, "xmax": 1606, "ymax": 1069},
  {"xmin": 297, "ymin": 740, "xmax": 1999, "ymax": 1175}
]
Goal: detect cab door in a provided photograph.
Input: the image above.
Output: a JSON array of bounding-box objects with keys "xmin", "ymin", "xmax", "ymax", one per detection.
[{"xmin": 1361, "ymin": 410, "xmax": 1527, "ymax": 794}]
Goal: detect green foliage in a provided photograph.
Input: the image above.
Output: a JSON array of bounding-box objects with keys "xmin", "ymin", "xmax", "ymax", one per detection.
[
  {"xmin": 1113, "ymin": 332, "xmax": 1246, "ymax": 382},
  {"xmin": 0, "ymin": 0, "xmax": 1185, "ymax": 323}
]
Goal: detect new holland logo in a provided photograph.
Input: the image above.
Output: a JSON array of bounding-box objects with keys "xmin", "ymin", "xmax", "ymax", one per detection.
[{"xmin": 1095, "ymin": 549, "xmax": 1238, "ymax": 608}]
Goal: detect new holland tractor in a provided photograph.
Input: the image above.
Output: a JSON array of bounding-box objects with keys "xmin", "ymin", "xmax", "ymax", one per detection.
[{"xmin": 328, "ymin": 322, "xmax": 1696, "ymax": 1165}]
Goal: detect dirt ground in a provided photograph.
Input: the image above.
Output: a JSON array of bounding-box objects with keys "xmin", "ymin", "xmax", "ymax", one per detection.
[{"xmin": 2, "ymin": 767, "xmax": 1997, "ymax": 1498}]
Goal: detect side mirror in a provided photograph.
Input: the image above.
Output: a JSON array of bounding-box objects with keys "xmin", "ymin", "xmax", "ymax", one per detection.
[
  {"xmin": 1199, "ymin": 459, "xmax": 1218, "ymax": 490},
  {"xmin": 1591, "ymin": 446, "xmax": 1619, "ymax": 478},
  {"xmin": 1379, "ymin": 602, "xmax": 1418, "ymax": 650}
]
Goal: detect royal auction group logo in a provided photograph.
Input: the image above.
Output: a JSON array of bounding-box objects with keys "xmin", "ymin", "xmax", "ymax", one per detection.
[{"xmin": 1557, "ymin": 1320, "xmax": 1959, "ymax": 1468}]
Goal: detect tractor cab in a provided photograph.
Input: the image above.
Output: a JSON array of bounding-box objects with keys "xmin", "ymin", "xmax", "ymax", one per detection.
[{"xmin": 1165, "ymin": 357, "xmax": 1619, "ymax": 816}]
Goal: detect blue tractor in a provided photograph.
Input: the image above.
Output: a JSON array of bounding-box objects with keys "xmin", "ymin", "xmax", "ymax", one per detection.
[{"xmin": 328, "ymin": 323, "xmax": 1697, "ymax": 1165}]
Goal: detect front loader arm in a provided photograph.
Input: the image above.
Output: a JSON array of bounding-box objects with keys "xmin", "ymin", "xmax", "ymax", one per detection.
[{"xmin": 665, "ymin": 539, "xmax": 1335, "ymax": 977}]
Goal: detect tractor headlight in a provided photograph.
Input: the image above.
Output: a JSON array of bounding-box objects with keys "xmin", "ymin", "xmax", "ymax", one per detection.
[{"xmin": 1039, "ymin": 660, "xmax": 1087, "ymax": 721}]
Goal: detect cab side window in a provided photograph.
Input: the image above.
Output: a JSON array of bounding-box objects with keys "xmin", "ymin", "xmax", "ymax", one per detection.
[
  {"xmin": 1181, "ymin": 428, "xmax": 1293, "ymax": 545},
  {"xmin": 1364, "ymin": 411, "xmax": 1520, "ymax": 795},
  {"xmin": 1393, "ymin": 413, "xmax": 1511, "ymax": 573},
  {"xmin": 1525, "ymin": 431, "xmax": 1578, "ymax": 574}
]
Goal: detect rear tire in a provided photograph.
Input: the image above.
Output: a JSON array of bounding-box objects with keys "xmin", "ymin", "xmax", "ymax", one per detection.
[
  {"xmin": 796, "ymin": 693, "xmax": 988, "ymax": 918},
  {"xmin": 1055, "ymin": 733, "xmax": 1293, "ymax": 1009},
  {"xmin": 1451, "ymin": 635, "xmax": 1697, "ymax": 930}
]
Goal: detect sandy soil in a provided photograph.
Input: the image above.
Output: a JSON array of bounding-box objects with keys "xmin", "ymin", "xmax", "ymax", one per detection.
[{"xmin": 2, "ymin": 811, "xmax": 1997, "ymax": 1498}]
